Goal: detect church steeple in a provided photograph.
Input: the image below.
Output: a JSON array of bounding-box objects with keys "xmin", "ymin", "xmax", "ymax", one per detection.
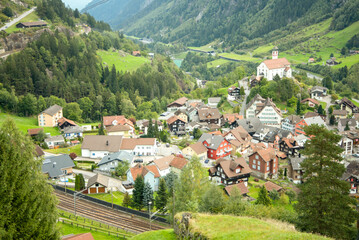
[{"xmin": 272, "ymin": 46, "xmax": 278, "ymax": 59}]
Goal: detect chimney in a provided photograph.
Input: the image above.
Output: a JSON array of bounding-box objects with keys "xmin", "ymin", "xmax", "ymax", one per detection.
[
  {"xmin": 106, "ymin": 140, "xmax": 109, "ymax": 146},
  {"xmin": 53, "ymin": 162, "xmax": 56, "ymax": 168},
  {"xmin": 211, "ymin": 134, "xmax": 214, "ymax": 139}
]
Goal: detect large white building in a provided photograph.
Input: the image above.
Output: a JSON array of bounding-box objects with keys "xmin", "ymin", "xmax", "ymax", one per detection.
[
  {"xmin": 257, "ymin": 47, "xmax": 292, "ymax": 81},
  {"xmin": 246, "ymin": 94, "xmax": 282, "ymax": 126}
]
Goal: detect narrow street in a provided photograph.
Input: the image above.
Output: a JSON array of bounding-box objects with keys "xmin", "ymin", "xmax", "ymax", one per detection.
[
  {"xmin": 0, "ymin": 7, "xmax": 37, "ymax": 31},
  {"xmin": 239, "ymin": 80, "xmax": 250, "ymax": 118}
]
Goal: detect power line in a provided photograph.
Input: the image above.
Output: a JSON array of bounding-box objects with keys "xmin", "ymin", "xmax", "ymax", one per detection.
[{"xmin": 81, "ymin": 0, "xmax": 110, "ymax": 13}]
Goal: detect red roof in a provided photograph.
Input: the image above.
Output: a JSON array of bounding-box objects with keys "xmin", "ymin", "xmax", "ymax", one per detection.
[
  {"xmin": 58, "ymin": 117, "xmax": 77, "ymax": 127},
  {"xmin": 130, "ymin": 164, "xmax": 160, "ymax": 181},
  {"xmin": 301, "ymin": 98, "xmax": 319, "ymax": 106},
  {"xmin": 169, "ymin": 157, "xmax": 188, "ymax": 170},
  {"xmin": 262, "ymin": 58, "xmax": 291, "ymax": 70},
  {"xmin": 28, "ymin": 128, "xmax": 43, "ymax": 136},
  {"xmin": 103, "ymin": 115, "xmax": 134, "ymax": 128},
  {"xmin": 62, "ymin": 233, "xmax": 94, "ymax": 240},
  {"xmin": 264, "ymin": 181, "xmax": 283, "ymax": 192},
  {"xmin": 224, "ymin": 182, "xmax": 249, "ymax": 196}
]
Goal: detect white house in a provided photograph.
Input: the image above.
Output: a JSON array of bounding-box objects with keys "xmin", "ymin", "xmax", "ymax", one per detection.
[
  {"xmin": 246, "ymin": 94, "xmax": 265, "ymax": 119},
  {"xmin": 257, "ymin": 47, "xmax": 292, "ymax": 81},
  {"xmin": 45, "ymin": 135, "xmax": 65, "ymax": 149},
  {"xmin": 152, "ymin": 155, "xmax": 175, "ymax": 177},
  {"xmin": 97, "ymin": 151, "xmax": 134, "ymax": 172},
  {"xmin": 120, "ymin": 138, "xmax": 157, "ymax": 156},
  {"xmin": 246, "ymin": 95, "xmax": 282, "ymax": 126},
  {"xmin": 81, "ymin": 135, "xmax": 123, "ymax": 159}
]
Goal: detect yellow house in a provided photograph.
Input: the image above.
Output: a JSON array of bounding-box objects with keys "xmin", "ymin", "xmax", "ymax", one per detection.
[
  {"xmin": 182, "ymin": 142, "xmax": 208, "ymax": 161},
  {"xmin": 106, "ymin": 124, "xmax": 133, "ymax": 138},
  {"xmin": 174, "ymin": 110, "xmax": 188, "ymax": 123},
  {"xmin": 38, "ymin": 104, "xmax": 63, "ymax": 127}
]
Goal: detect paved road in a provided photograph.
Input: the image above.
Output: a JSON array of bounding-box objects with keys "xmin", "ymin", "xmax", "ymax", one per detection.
[{"xmin": 0, "ymin": 7, "xmax": 37, "ymax": 31}]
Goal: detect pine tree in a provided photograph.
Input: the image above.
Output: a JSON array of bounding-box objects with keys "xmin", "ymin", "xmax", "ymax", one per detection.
[
  {"xmin": 317, "ymin": 105, "xmax": 324, "ymax": 115},
  {"xmin": 296, "ymin": 125, "xmax": 358, "ymax": 239},
  {"xmin": 0, "ymin": 119, "xmax": 59, "ymax": 239},
  {"xmin": 155, "ymin": 178, "xmax": 168, "ymax": 212},
  {"xmin": 98, "ymin": 122, "xmax": 105, "ymax": 135},
  {"xmin": 147, "ymin": 118, "xmax": 154, "ymax": 137},
  {"xmin": 255, "ymin": 186, "xmax": 271, "ymax": 206},
  {"xmin": 143, "ymin": 182, "xmax": 154, "ymax": 209},
  {"xmin": 296, "ymin": 98, "xmax": 301, "ymax": 115},
  {"xmin": 78, "ymin": 174, "xmax": 85, "ymax": 190},
  {"xmin": 132, "ymin": 176, "xmax": 145, "ymax": 210},
  {"xmin": 329, "ymin": 115, "xmax": 336, "ymax": 125},
  {"xmin": 345, "ymin": 121, "xmax": 350, "ymax": 131},
  {"xmin": 122, "ymin": 192, "xmax": 131, "ymax": 208}
]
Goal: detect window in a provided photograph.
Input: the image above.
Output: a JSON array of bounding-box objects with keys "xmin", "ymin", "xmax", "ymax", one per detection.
[
  {"xmin": 267, "ymin": 166, "xmax": 269, "ymax": 171},
  {"xmin": 258, "ymin": 166, "xmax": 261, "ymax": 170},
  {"xmin": 236, "ymin": 168, "xmax": 240, "ymax": 173},
  {"xmin": 252, "ymin": 165, "xmax": 256, "ymax": 169},
  {"xmin": 255, "ymin": 155, "xmax": 258, "ymax": 159},
  {"xmin": 253, "ymin": 160, "xmax": 256, "ymax": 164}
]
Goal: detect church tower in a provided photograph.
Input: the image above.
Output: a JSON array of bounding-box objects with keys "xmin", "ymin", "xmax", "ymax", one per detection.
[{"xmin": 272, "ymin": 46, "xmax": 278, "ymax": 59}]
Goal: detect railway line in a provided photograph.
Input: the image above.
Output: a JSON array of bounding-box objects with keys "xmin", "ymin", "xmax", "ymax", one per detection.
[{"xmin": 55, "ymin": 191, "xmax": 167, "ymax": 233}]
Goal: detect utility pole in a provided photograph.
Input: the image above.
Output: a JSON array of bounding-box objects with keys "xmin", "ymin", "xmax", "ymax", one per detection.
[
  {"xmin": 111, "ymin": 189, "xmax": 113, "ymax": 209},
  {"xmin": 148, "ymin": 201, "xmax": 152, "ymax": 230}
]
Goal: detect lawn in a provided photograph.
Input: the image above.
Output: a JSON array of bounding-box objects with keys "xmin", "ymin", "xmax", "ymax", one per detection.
[
  {"xmin": 247, "ymin": 176, "xmax": 266, "ymax": 199},
  {"xmin": 206, "ymin": 58, "xmax": 231, "ymax": 68},
  {"xmin": 218, "ymin": 53, "xmax": 262, "ymax": 63},
  {"xmin": 97, "ymin": 50, "xmax": 150, "ymax": 73},
  {"xmin": 0, "ymin": 112, "xmax": 60, "ymax": 136},
  {"xmin": 59, "ymin": 222, "xmax": 124, "ymax": 240},
  {"xmin": 319, "ymin": 101, "xmax": 327, "ymax": 109},
  {"xmin": 6, "ymin": 12, "xmax": 42, "ymax": 34},
  {"xmin": 90, "ymin": 191, "xmax": 125, "ymax": 207},
  {"xmin": 181, "ymin": 213, "xmax": 330, "ymax": 239},
  {"xmin": 45, "ymin": 144, "xmax": 82, "ymax": 156},
  {"xmin": 131, "ymin": 229, "xmax": 176, "ymax": 240}
]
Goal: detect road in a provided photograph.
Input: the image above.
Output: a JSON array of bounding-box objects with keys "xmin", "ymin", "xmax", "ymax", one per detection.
[
  {"xmin": 0, "ymin": 7, "xmax": 37, "ymax": 31},
  {"xmin": 239, "ymin": 80, "xmax": 250, "ymax": 117}
]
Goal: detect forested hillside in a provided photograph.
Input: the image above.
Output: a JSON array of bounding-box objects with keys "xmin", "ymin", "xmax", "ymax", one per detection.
[{"xmin": 0, "ymin": 0, "xmax": 193, "ymax": 122}]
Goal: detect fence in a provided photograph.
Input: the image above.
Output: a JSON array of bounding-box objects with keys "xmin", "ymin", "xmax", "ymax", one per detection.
[
  {"xmin": 60, "ymin": 218, "xmax": 129, "ymax": 239},
  {"xmin": 52, "ymin": 184, "xmax": 169, "ymax": 224}
]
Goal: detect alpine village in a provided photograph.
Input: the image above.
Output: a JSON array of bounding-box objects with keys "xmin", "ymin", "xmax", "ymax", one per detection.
[{"xmin": 1, "ymin": 0, "xmax": 359, "ymax": 239}]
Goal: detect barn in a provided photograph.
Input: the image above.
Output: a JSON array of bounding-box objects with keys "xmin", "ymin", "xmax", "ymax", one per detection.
[
  {"xmin": 16, "ymin": 21, "xmax": 47, "ymax": 28},
  {"xmin": 84, "ymin": 173, "xmax": 109, "ymax": 194}
]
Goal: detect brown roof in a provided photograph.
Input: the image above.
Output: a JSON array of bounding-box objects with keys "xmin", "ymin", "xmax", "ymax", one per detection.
[
  {"xmin": 87, "ymin": 173, "xmax": 109, "ymax": 188},
  {"xmin": 208, "ymin": 130, "xmax": 222, "ymax": 135},
  {"xmin": 223, "ymin": 113, "xmax": 243, "ymax": 124},
  {"xmin": 224, "ymin": 182, "xmax": 249, "ymax": 196},
  {"xmin": 170, "ymin": 157, "xmax": 188, "ymax": 170},
  {"xmin": 264, "ymin": 181, "xmax": 283, "ymax": 192},
  {"xmin": 121, "ymin": 138, "xmax": 156, "ymax": 150},
  {"xmin": 304, "ymin": 111, "xmax": 319, "ymax": 118},
  {"xmin": 198, "ymin": 108, "xmax": 222, "ymax": 121},
  {"xmin": 106, "ymin": 124, "xmax": 131, "ymax": 132},
  {"xmin": 255, "ymin": 147, "xmax": 277, "ymax": 162},
  {"xmin": 223, "ymin": 125, "xmax": 251, "ymax": 142},
  {"xmin": 19, "ymin": 21, "xmax": 47, "ymax": 27},
  {"xmin": 143, "ymin": 120, "xmax": 163, "ymax": 127},
  {"xmin": 82, "ymin": 135, "xmax": 123, "ymax": 152},
  {"xmin": 42, "ymin": 104, "xmax": 62, "ymax": 116},
  {"xmin": 34, "ymin": 144, "xmax": 44, "ymax": 157},
  {"xmin": 217, "ymin": 157, "xmax": 251, "ymax": 178},
  {"xmin": 62, "ymin": 233, "xmax": 94, "ymax": 240},
  {"xmin": 301, "ymin": 98, "xmax": 320, "ymax": 106},
  {"xmin": 187, "ymin": 142, "xmax": 207, "ymax": 155},
  {"xmin": 286, "ymin": 115, "xmax": 301, "ymax": 124},
  {"xmin": 28, "ymin": 128, "xmax": 43, "ymax": 136},
  {"xmin": 167, "ymin": 115, "xmax": 185, "ymax": 125},
  {"xmin": 281, "ymin": 137, "xmax": 297, "ymax": 148},
  {"xmin": 167, "ymin": 97, "xmax": 188, "ymax": 107},
  {"xmin": 262, "ymin": 58, "xmax": 291, "ymax": 70},
  {"xmin": 130, "ymin": 164, "xmax": 160, "ymax": 181},
  {"xmin": 256, "ymin": 98, "xmax": 282, "ymax": 116},
  {"xmin": 58, "ymin": 117, "xmax": 77, "ymax": 127},
  {"xmin": 333, "ymin": 109, "xmax": 348, "ymax": 116},
  {"xmin": 103, "ymin": 116, "xmax": 134, "ymax": 128},
  {"xmin": 153, "ymin": 155, "xmax": 175, "ymax": 171}
]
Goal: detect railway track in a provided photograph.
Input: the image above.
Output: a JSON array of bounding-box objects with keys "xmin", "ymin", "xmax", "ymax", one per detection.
[{"xmin": 55, "ymin": 191, "xmax": 167, "ymax": 233}]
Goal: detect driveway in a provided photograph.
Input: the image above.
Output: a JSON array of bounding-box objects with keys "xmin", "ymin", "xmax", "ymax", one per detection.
[
  {"xmin": 0, "ymin": 7, "xmax": 37, "ymax": 31},
  {"xmin": 72, "ymin": 169, "xmax": 97, "ymax": 180}
]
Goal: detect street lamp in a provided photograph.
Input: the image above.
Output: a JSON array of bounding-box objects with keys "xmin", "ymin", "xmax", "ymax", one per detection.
[{"xmin": 148, "ymin": 201, "xmax": 152, "ymax": 230}]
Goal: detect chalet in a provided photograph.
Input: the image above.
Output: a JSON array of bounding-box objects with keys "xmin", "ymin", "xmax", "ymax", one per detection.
[
  {"xmin": 308, "ymin": 58, "xmax": 315, "ymax": 63},
  {"xmin": 340, "ymin": 136, "xmax": 354, "ymax": 155},
  {"xmin": 304, "ymin": 111, "xmax": 320, "ymax": 119},
  {"xmin": 295, "ymin": 116, "xmax": 326, "ymax": 136},
  {"xmin": 339, "ymin": 98, "xmax": 359, "ymax": 114},
  {"xmin": 301, "ymin": 98, "xmax": 320, "ymax": 108},
  {"xmin": 38, "ymin": 104, "xmax": 63, "ymax": 127},
  {"xmin": 58, "ymin": 117, "xmax": 77, "ymax": 129},
  {"xmin": 167, "ymin": 97, "xmax": 188, "ymax": 112},
  {"xmin": 169, "ymin": 156, "xmax": 188, "ymax": 175},
  {"xmin": 332, "ymin": 109, "xmax": 348, "ymax": 120},
  {"xmin": 45, "ymin": 135, "xmax": 65, "ymax": 149},
  {"xmin": 279, "ymin": 137, "xmax": 301, "ymax": 157},
  {"xmin": 182, "ymin": 142, "xmax": 208, "ymax": 161},
  {"xmin": 127, "ymin": 164, "xmax": 160, "ymax": 191},
  {"xmin": 103, "ymin": 115, "xmax": 135, "ymax": 130},
  {"xmin": 287, "ymin": 156, "xmax": 305, "ymax": 184},
  {"xmin": 16, "ymin": 21, "xmax": 47, "ymax": 28},
  {"xmin": 97, "ymin": 151, "xmax": 133, "ymax": 173},
  {"xmin": 326, "ymin": 58, "xmax": 338, "ymax": 66},
  {"xmin": 250, "ymin": 75, "xmax": 261, "ymax": 88},
  {"xmin": 84, "ymin": 174, "xmax": 109, "ymax": 194},
  {"xmin": 281, "ymin": 115, "xmax": 301, "ymax": 133},
  {"xmin": 198, "ymin": 108, "xmax": 222, "ymax": 125},
  {"xmin": 248, "ymin": 147, "xmax": 279, "ymax": 179},
  {"xmin": 152, "ymin": 155, "xmax": 175, "ymax": 177},
  {"xmin": 120, "ymin": 138, "xmax": 157, "ymax": 156},
  {"xmin": 224, "ymin": 182, "xmax": 249, "ymax": 196},
  {"xmin": 343, "ymin": 130, "xmax": 359, "ymax": 149},
  {"xmin": 207, "ymin": 97, "xmax": 221, "ymax": 108},
  {"xmin": 264, "ymin": 181, "xmax": 283, "ymax": 193},
  {"xmin": 338, "ymin": 119, "xmax": 357, "ymax": 132},
  {"xmin": 199, "ymin": 133, "xmax": 232, "ymax": 160},
  {"xmin": 223, "ymin": 126, "xmax": 252, "ymax": 154},
  {"xmin": 253, "ymin": 126, "xmax": 293, "ymax": 148},
  {"xmin": 81, "ymin": 135, "xmax": 123, "ymax": 159},
  {"xmin": 342, "ymin": 161, "xmax": 359, "ymax": 194},
  {"xmin": 174, "ymin": 109, "xmax": 188, "ymax": 123},
  {"xmin": 208, "ymin": 157, "xmax": 251, "ymax": 186},
  {"xmin": 62, "ymin": 126, "xmax": 83, "ymax": 140},
  {"xmin": 246, "ymin": 95, "xmax": 282, "ymax": 126},
  {"xmin": 256, "ymin": 47, "xmax": 292, "ymax": 80},
  {"xmin": 106, "ymin": 124, "xmax": 133, "ymax": 137},
  {"xmin": 42, "ymin": 154, "xmax": 75, "ymax": 179},
  {"xmin": 28, "ymin": 128, "xmax": 43, "ymax": 137},
  {"xmin": 310, "ymin": 86, "xmax": 328, "ymax": 100},
  {"xmin": 132, "ymin": 51, "xmax": 141, "ymax": 56},
  {"xmin": 222, "ymin": 113, "xmax": 243, "ymax": 127},
  {"xmin": 235, "ymin": 117, "xmax": 263, "ymax": 136},
  {"xmin": 227, "ymin": 86, "xmax": 241, "ymax": 101},
  {"xmin": 167, "ymin": 116, "xmax": 186, "ymax": 135}
]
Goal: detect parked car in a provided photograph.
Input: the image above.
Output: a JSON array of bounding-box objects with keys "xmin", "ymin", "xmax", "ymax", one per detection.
[
  {"xmin": 353, "ymin": 153, "xmax": 359, "ymax": 158},
  {"xmin": 166, "ymin": 143, "xmax": 170, "ymax": 147},
  {"xmin": 204, "ymin": 159, "xmax": 209, "ymax": 164},
  {"xmin": 134, "ymin": 159, "xmax": 144, "ymax": 163}
]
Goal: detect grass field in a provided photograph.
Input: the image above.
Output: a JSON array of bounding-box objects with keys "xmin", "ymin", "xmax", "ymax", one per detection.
[
  {"xmin": 0, "ymin": 112, "xmax": 60, "ymax": 136},
  {"xmin": 6, "ymin": 12, "xmax": 42, "ymax": 34},
  {"xmin": 180, "ymin": 213, "xmax": 331, "ymax": 239},
  {"xmin": 207, "ymin": 58, "xmax": 231, "ymax": 68},
  {"xmin": 59, "ymin": 222, "xmax": 124, "ymax": 240},
  {"xmin": 131, "ymin": 229, "xmax": 176, "ymax": 240},
  {"xmin": 90, "ymin": 192, "xmax": 125, "ymax": 207},
  {"xmin": 45, "ymin": 144, "xmax": 82, "ymax": 156},
  {"xmin": 97, "ymin": 50, "xmax": 150, "ymax": 73},
  {"xmin": 218, "ymin": 53, "xmax": 262, "ymax": 63}
]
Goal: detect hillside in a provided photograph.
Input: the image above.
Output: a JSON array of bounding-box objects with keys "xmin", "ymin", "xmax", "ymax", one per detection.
[
  {"xmin": 0, "ymin": 0, "xmax": 34, "ymax": 27},
  {"xmin": 133, "ymin": 213, "xmax": 331, "ymax": 240}
]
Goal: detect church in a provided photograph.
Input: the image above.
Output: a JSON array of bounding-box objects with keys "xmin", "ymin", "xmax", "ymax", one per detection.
[{"xmin": 256, "ymin": 47, "xmax": 292, "ymax": 81}]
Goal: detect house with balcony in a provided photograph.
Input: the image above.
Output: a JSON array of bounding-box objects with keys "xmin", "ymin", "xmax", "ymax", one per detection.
[{"xmin": 198, "ymin": 133, "xmax": 232, "ymax": 160}]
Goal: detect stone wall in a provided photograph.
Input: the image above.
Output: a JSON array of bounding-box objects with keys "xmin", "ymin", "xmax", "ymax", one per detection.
[{"xmin": 174, "ymin": 213, "xmax": 208, "ymax": 240}]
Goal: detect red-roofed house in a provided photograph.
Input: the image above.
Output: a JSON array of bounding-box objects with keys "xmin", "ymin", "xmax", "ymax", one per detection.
[
  {"xmin": 103, "ymin": 116, "xmax": 134, "ymax": 129},
  {"xmin": 167, "ymin": 116, "xmax": 186, "ymax": 135},
  {"xmin": 167, "ymin": 97, "xmax": 188, "ymax": 112},
  {"xmin": 256, "ymin": 47, "xmax": 292, "ymax": 80},
  {"xmin": 248, "ymin": 147, "xmax": 279, "ymax": 179},
  {"xmin": 301, "ymin": 98, "xmax": 320, "ymax": 108},
  {"xmin": 126, "ymin": 164, "xmax": 160, "ymax": 191}
]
